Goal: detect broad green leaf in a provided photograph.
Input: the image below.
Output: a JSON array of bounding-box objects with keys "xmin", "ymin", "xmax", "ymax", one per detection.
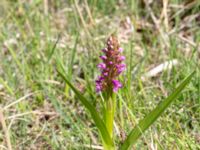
[
  {"xmin": 121, "ymin": 71, "xmax": 195, "ymax": 150},
  {"xmin": 57, "ymin": 68, "xmax": 114, "ymax": 148}
]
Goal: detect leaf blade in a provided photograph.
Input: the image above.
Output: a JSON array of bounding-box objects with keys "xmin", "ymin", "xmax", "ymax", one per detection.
[
  {"xmin": 121, "ymin": 71, "xmax": 195, "ymax": 150},
  {"xmin": 57, "ymin": 68, "xmax": 114, "ymax": 147}
]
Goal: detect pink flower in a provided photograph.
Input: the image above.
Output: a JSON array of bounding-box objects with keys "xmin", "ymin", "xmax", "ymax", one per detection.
[
  {"xmin": 96, "ymin": 84, "xmax": 102, "ymax": 92},
  {"xmin": 97, "ymin": 63, "xmax": 106, "ymax": 69},
  {"xmin": 109, "ymin": 61, "xmax": 113, "ymax": 65},
  {"xmin": 116, "ymin": 64, "xmax": 126, "ymax": 74},
  {"xmin": 103, "ymin": 72, "xmax": 108, "ymax": 76},
  {"xmin": 118, "ymin": 47, "xmax": 123, "ymax": 52},
  {"xmin": 118, "ymin": 56, "xmax": 126, "ymax": 61},
  {"xmin": 95, "ymin": 76, "xmax": 104, "ymax": 92},
  {"xmin": 102, "ymin": 48, "xmax": 108, "ymax": 53},
  {"xmin": 112, "ymin": 80, "xmax": 122, "ymax": 92},
  {"xmin": 100, "ymin": 55, "xmax": 107, "ymax": 60},
  {"xmin": 95, "ymin": 35, "xmax": 126, "ymax": 93}
]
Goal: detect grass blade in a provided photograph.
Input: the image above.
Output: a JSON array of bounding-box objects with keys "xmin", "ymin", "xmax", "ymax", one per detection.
[
  {"xmin": 65, "ymin": 34, "xmax": 79, "ymax": 97},
  {"xmin": 56, "ymin": 67, "xmax": 114, "ymax": 148},
  {"xmin": 48, "ymin": 34, "xmax": 61, "ymax": 62},
  {"xmin": 121, "ymin": 71, "xmax": 195, "ymax": 150}
]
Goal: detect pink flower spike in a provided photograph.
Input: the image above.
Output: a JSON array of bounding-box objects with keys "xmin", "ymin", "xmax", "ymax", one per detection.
[
  {"xmin": 95, "ymin": 35, "xmax": 126, "ymax": 94},
  {"xmin": 97, "ymin": 63, "xmax": 106, "ymax": 69}
]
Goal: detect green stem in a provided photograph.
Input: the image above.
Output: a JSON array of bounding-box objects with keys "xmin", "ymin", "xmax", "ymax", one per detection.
[
  {"xmin": 106, "ymin": 99, "xmax": 113, "ymax": 138},
  {"xmin": 102, "ymin": 92, "xmax": 116, "ymax": 150},
  {"xmin": 105, "ymin": 94, "xmax": 116, "ymax": 139},
  {"xmin": 101, "ymin": 138, "xmax": 115, "ymax": 150}
]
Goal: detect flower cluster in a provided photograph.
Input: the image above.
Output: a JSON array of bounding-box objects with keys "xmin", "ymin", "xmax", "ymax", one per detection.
[{"xmin": 96, "ymin": 35, "xmax": 126, "ymax": 93}]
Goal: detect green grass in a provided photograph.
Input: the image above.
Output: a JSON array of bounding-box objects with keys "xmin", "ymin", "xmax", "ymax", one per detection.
[{"xmin": 0, "ymin": 0, "xmax": 199, "ymax": 149}]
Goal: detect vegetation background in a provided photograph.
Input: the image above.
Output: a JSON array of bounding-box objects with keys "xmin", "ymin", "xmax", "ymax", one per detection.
[{"xmin": 0, "ymin": 0, "xmax": 199, "ymax": 149}]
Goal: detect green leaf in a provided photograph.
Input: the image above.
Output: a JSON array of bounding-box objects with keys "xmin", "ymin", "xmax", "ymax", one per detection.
[
  {"xmin": 48, "ymin": 34, "xmax": 61, "ymax": 62},
  {"xmin": 121, "ymin": 71, "xmax": 195, "ymax": 150},
  {"xmin": 56, "ymin": 67, "xmax": 114, "ymax": 148}
]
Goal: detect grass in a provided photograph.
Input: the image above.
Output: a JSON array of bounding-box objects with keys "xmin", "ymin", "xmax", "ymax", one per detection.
[{"xmin": 0, "ymin": 0, "xmax": 199, "ymax": 149}]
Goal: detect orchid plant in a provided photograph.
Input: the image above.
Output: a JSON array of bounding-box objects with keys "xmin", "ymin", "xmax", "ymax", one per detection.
[
  {"xmin": 57, "ymin": 35, "xmax": 195, "ymax": 150},
  {"xmin": 95, "ymin": 36, "xmax": 126, "ymax": 141}
]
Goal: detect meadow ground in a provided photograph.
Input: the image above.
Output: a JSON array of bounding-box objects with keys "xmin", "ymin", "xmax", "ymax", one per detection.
[{"xmin": 0, "ymin": 0, "xmax": 199, "ymax": 149}]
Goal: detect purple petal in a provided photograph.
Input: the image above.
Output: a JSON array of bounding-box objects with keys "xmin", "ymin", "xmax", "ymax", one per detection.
[
  {"xmin": 101, "ymin": 48, "xmax": 108, "ymax": 53},
  {"xmin": 119, "ymin": 56, "xmax": 126, "ymax": 61},
  {"xmin": 96, "ymin": 84, "xmax": 102, "ymax": 92},
  {"xmin": 116, "ymin": 64, "xmax": 126, "ymax": 74},
  {"xmin": 112, "ymin": 80, "xmax": 122, "ymax": 87},
  {"xmin": 109, "ymin": 61, "xmax": 113, "ymax": 65},
  {"xmin": 97, "ymin": 63, "xmax": 106, "ymax": 69},
  {"xmin": 103, "ymin": 72, "xmax": 108, "ymax": 76},
  {"xmin": 100, "ymin": 55, "xmax": 107, "ymax": 60},
  {"xmin": 112, "ymin": 79, "xmax": 122, "ymax": 92},
  {"xmin": 113, "ymin": 87, "xmax": 119, "ymax": 92},
  {"xmin": 118, "ymin": 47, "xmax": 123, "ymax": 52},
  {"xmin": 95, "ymin": 77, "xmax": 104, "ymax": 92},
  {"xmin": 95, "ymin": 76, "xmax": 104, "ymax": 83}
]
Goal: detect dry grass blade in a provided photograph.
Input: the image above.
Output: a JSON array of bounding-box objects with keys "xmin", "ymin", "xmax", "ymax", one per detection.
[
  {"xmin": 3, "ymin": 92, "xmax": 38, "ymax": 110},
  {"xmin": 0, "ymin": 108, "xmax": 12, "ymax": 150}
]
